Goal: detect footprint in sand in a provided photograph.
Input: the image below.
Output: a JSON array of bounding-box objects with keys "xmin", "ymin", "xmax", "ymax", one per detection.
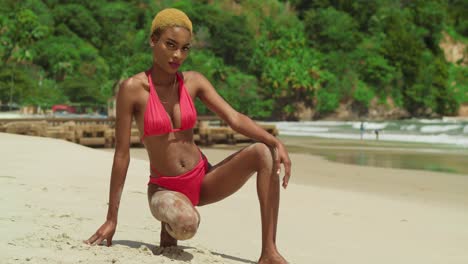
[
  {"xmin": 0, "ymin": 175, "xmax": 16, "ymax": 179},
  {"xmin": 154, "ymin": 246, "xmax": 193, "ymax": 261},
  {"xmin": 76, "ymin": 216, "xmax": 92, "ymax": 222},
  {"xmin": 138, "ymin": 245, "xmax": 153, "ymax": 256},
  {"xmin": 68, "ymin": 186, "xmax": 86, "ymax": 191}
]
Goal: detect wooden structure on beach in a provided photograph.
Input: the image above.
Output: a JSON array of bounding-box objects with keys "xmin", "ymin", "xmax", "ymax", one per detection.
[{"xmin": 0, "ymin": 117, "xmax": 278, "ymax": 148}]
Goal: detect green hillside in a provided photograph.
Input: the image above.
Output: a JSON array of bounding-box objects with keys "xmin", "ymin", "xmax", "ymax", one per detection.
[{"xmin": 1, "ymin": 0, "xmax": 466, "ymax": 119}]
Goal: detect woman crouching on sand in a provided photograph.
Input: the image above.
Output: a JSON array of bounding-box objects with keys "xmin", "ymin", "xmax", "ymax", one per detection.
[{"xmin": 85, "ymin": 8, "xmax": 291, "ymax": 264}]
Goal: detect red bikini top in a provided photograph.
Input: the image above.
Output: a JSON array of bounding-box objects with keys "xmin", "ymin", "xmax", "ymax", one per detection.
[{"xmin": 142, "ymin": 70, "xmax": 197, "ymax": 139}]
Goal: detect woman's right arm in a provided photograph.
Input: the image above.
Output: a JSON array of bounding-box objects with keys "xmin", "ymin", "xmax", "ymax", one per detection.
[{"xmin": 85, "ymin": 79, "xmax": 136, "ymax": 246}]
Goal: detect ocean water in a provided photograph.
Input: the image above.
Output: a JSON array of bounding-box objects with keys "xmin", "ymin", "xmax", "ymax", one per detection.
[
  {"xmin": 263, "ymin": 119, "xmax": 468, "ymax": 175},
  {"xmin": 270, "ymin": 118, "xmax": 468, "ymax": 148}
]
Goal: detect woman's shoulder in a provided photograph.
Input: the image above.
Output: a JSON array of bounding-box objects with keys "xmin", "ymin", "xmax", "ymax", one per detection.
[
  {"xmin": 181, "ymin": 70, "xmax": 202, "ymax": 79},
  {"xmin": 180, "ymin": 71, "xmax": 210, "ymax": 86},
  {"xmin": 120, "ymin": 71, "xmax": 149, "ymax": 92}
]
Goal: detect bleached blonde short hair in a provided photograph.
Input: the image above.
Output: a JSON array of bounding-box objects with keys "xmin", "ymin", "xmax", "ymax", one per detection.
[{"xmin": 151, "ymin": 8, "xmax": 193, "ymax": 37}]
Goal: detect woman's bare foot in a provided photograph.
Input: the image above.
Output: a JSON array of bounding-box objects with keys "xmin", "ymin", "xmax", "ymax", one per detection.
[
  {"xmin": 160, "ymin": 222, "xmax": 177, "ymax": 247},
  {"xmin": 258, "ymin": 252, "xmax": 288, "ymax": 264}
]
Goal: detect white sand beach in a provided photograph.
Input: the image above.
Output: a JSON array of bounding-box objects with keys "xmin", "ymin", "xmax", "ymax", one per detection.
[{"xmin": 1, "ymin": 132, "xmax": 468, "ymax": 263}]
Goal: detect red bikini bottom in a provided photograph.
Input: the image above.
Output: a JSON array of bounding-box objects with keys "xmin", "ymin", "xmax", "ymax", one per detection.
[{"xmin": 148, "ymin": 152, "xmax": 210, "ymax": 206}]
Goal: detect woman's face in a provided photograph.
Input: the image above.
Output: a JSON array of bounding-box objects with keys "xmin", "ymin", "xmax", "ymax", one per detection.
[{"xmin": 151, "ymin": 26, "xmax": 192, "ymax": 74}]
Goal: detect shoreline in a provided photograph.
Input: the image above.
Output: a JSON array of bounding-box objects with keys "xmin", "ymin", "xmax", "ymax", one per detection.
[
  {"xmin": 279, "ymin": 135, "xmax": 468, "ymax": 175},
  {"xmin": 107, "ymin": 134, "xmax": 468, "ymax": 175}
]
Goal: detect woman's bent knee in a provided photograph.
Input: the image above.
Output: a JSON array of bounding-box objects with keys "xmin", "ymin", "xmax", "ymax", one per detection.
[
  {"xmin": 249, "ymin": 143, "xmax": 274, "ymax": 170},
  {"xmin": 170, "ymin": 211, "xmax": 199, "ymax": 240},
  {"xmin": 148, "ymin": 190, "xmax": 200, "ymax": 239},
  {"xmin": 148, "ymin": 191, "xmax": 195, "ymax": 221}
]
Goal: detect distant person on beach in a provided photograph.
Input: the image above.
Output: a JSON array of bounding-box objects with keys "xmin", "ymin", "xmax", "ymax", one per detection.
[
  {"xmin": 360, "ymin": 121, "xmax": 365, "ymax": 140},
  {"xmin": 374, "ymin": 129, "xmax": 380, "ymax": 140},
  {"xmin": 85, "ymin": 8, "xmax": 291, "ymax": 264}
]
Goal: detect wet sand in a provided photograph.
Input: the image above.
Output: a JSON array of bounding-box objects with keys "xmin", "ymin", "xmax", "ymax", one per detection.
[{"xmin": 279, "ymin": 135, "xmax": 468, "ymax": 175}]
